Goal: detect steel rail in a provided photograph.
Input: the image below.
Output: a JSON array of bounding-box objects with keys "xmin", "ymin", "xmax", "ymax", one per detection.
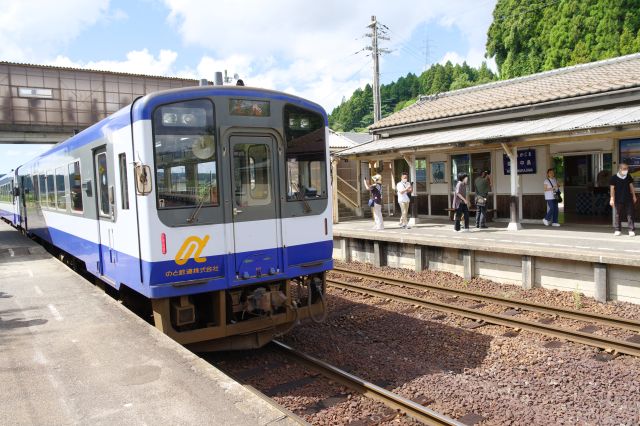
[
  {"xmin": 272, "ymin": 340, "xmax": 462, "ymax": 426},
  {"xmin": 332, "ymin": 267, "xmax": 640, "ymax": 333},
  {"xmin": 327, "ymin": 278, "xmax": 640, "ymax": 358}
]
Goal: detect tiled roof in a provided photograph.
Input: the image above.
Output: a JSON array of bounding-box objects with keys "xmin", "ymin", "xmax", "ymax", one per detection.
[
  {"xmin": 370, "ymin": 53, "xmax": 640, "ymax": 130},
  {"xmin": 338, "ymin": 132, "xmax": 373, "ymax": 145},
  {"xmin": 339, "ymin": 104, "xmax": 640, "ymax": 156}
]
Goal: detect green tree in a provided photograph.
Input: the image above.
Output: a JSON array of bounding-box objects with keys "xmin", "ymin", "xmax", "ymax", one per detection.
[
  {"xmin": 487, "ymin": 0, "xmax": 640, "ymax": 79},
  {"xmin": 329, "ymin": 62, "xmax": 496, "ymax": 131}
]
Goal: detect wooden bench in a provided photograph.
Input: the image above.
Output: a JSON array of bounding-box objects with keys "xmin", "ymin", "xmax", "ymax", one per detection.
[{"xmin": 445, "ymin": 208, "xmax": 495, "ymax": 221}]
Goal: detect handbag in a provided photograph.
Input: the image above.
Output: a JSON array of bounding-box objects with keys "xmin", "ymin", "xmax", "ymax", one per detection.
[
  {"xmin": 368, "ymin": 198, "xmax": 375, "ymax": 207},
  {"xmin": 547, "ymin": 178, "xmax": 562, "ymax": 203},
  {"xmin": 475, "ymin": 195, "xmax": 486, "ymax": 206}
]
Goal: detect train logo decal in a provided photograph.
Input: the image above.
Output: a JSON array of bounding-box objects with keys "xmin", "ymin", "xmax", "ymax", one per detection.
[{"xmin": 175, "ymin": 235, "xmax": 210, "ymax": 265}]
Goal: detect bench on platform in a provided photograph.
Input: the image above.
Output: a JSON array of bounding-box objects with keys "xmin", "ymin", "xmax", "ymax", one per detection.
[{"xmin": 445, "ymin": 208, "xmax": 495, "ymax": 221}]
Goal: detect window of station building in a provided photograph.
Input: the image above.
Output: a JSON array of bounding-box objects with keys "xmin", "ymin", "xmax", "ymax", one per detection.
[
  {"xmin": 68, "ymin": 161, "xmax": 83, "ymax": 212},
  {"xmin": 46, "ymin": 171, "xmax": 55, "ymax": 207},
  {"xmin": 152, "ymin": 99, "xmax": 218, "ymax": 209},
  {"xmin": 118, "ymin": 154, "xmax": 129, "ymax": 210},
  {"xmin": 55, "ymin": 167, "xmax": 66, "ymax": 210},
  {"xmin": 451, "ymin": 153, "xmax": 491, "ymax": 192},
  {"xmin": 283, "ymin": 105, "xmax": 327, "ymax": 201}
]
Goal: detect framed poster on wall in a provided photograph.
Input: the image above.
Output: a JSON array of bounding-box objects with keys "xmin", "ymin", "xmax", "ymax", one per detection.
[
  {"xmin": 431, "ymin": 161, "xmax": 446, "ymax": 184},
  {"xmin": 620, "ymin": 138, "xmax": 640, "ymax": 190}
]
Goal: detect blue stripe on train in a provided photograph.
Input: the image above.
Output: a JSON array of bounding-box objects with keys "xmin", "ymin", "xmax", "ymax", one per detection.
[{"xmin": 29, "ymin": 224, "xmax": 333, "ymax": 298}]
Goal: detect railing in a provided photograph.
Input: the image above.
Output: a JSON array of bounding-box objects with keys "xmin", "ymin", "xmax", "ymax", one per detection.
[{"xmin": 336, "ymin": 176, "xmax": 359, "ymax": 209}]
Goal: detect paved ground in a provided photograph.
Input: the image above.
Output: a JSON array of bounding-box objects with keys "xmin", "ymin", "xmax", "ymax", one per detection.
[
  {"xmin": 334, "ymin": 218, "xmax": 640, "ymax": 266},
  {"xmin": 0, "ymin": 222, "xmax": 299, "ymax": 426}
]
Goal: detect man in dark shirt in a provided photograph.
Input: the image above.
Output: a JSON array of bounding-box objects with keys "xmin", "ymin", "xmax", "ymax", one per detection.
[{"xmin": 609, "ymin": 163, "xmax": 638, "ymax": 236}]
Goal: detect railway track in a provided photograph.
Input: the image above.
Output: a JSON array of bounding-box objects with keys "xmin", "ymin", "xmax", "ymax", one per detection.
[
  {"xmin": 271, "ymin": 341, "xmax": 461, "ymax": 426},
  {"xmin": 329, "ymin": 268, "xmax": 640, "ymax": 357}
]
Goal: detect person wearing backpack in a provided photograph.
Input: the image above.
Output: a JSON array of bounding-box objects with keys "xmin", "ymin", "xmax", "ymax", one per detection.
[
  {"xmin": 474, "ymin": 170, "xmax": 491, "ymax": 229},
  {"xmin": 365, "ymin": 174, "xmax": 384, "ymax": 230},
  {"xmin": 543, "ymin": 168, "xmax": 561, "ymax": 227}
]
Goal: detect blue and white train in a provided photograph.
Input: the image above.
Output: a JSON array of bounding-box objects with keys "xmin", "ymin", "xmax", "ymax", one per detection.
[{"xmin": 0, "ymin": 85, "xmax": 332, "ymax": 350}]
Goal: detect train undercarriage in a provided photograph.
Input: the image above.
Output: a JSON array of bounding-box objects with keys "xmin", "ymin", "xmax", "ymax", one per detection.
[{"xmin": 151, "ymin": 273, "xmax": 327, "ymax": 351}]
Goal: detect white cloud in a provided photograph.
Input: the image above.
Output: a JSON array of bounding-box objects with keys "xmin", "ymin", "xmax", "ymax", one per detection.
[
  {"xmin": 0, "ymin": 0, "xmax": 110, "ymax": 62},
  {"xmin": 163, "ymin": 0, "xmax": 496, "ymax": 110},
  {"xmin": 48, "ymin": 49, "xmax": 179, "ymax": 76}
]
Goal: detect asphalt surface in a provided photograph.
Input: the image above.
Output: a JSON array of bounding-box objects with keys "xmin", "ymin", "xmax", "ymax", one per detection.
[{"xmin": 0, "ymin": 221, "xmax": 299, "ymax": 426}]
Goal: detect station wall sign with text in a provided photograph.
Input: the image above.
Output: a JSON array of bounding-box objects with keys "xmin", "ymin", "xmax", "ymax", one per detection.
[{"xmin": 503, "ymin": 149, "xmax": 537, "ymax": 175}]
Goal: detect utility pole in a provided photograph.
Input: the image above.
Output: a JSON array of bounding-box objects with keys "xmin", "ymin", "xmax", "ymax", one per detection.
[{"xmin": 366, "ymin": 15, "xmax": 389, "ymax": 124}]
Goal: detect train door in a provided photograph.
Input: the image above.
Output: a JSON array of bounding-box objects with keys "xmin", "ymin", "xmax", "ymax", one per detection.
[
  {"xmin": 93, "ymin": 147, "xmax": 117, "ymax": 278},
  {"xmin": 229, "ymin": 135, "xmax": 282, "ymax": 280}
]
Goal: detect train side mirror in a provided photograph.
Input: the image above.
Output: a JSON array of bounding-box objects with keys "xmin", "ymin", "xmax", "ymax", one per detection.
[
  {"xmin": 83, "ymin": 180, "xmax": 93, "ymax": 196},
  {"xmin": 13, "ymin": 187, "xmax": 20, "ymax": 197},
  {"xmin": 135, "ymin": 164, "xmax": 152, "ymax": 195}
]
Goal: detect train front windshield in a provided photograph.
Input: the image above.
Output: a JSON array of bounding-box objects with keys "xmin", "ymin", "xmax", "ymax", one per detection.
[{"xmin": 152, "ymin": 99, "xmax": 219, "ymax": 210}]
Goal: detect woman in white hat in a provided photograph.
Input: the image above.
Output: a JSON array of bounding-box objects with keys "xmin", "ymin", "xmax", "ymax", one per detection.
[{"xmin": 364, "ymin": 174, "xmax": 384, "ymax": 230}]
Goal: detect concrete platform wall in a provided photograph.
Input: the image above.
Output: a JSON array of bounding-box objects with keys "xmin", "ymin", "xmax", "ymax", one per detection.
[{"xmin": 333, "ymin": 237, "xmax": 640, "ymax": 305}]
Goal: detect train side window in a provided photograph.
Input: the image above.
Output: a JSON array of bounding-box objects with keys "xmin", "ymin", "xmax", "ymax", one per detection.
[
  {"xmin": 46, "ymin": 171, "xmax": 55, "ymax": 207},
  {"xmin": 38, "ymin": 175, "xmax": 46, "ymax": 207},
  {"xmin": 55, "ymin": 167, "xmax": 66, "ymax": 210},
  {"xmin": 283, "ymin": 105, "xmax": 327, "ymax": 201},
  {"xmin": 96, "ymin": 153, "xmax": 110, "ymax": 216},
  {"xmin": 118, "ymin": 153, "xmax": 129, "ymax": 210},
  {"xmin": 68, "ymin": 161, "xmax": 83, "ymax": 212}
]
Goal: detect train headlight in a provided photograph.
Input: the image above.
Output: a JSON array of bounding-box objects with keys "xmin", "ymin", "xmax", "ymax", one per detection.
[{"xmin": 181, "ymin": 113, "xmax": 196, "ymax": 125}]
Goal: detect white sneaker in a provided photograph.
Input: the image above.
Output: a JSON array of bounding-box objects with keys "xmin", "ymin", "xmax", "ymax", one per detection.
[
  {"xmin": 614, "ymin": 231, "xmax": 621, "ymax": 236},
  {"xmin": 552, "ymin": 223, "xmax": 561, "ymax": 227},
  {"xmin": 630, "ymin": 231, "xmax": 636, "ymax": 237},
  {"xmin": 542, "ymin": 219, "xmax": 550, "ymax": 226},
  {"xmin": 462, "ymin": 228, "xmax": 470, "ymax": 233}
]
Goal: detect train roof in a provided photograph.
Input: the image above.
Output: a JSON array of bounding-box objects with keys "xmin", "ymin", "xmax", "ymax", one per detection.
[{"xmin": 16, "ymin": 86, "xmax": 327, "ymax": 171}]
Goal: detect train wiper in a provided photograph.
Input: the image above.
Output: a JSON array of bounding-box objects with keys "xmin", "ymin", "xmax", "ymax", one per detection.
[
  {"xmin": 186, "ymin": 182, "xmax": 214, "ymax": 224},
  {"xmin": 292, "ymin": 183, "xmax": 312, "ymax": 214}
]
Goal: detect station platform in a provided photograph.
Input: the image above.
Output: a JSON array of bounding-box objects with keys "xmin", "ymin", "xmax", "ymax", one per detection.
[
  {"xmin": 333, "ymin": 219, "xmax": 640, "ymax": 304},
  {"xmin": 0, "ymin": 221, "xmax": 299, "ymax": 426}
]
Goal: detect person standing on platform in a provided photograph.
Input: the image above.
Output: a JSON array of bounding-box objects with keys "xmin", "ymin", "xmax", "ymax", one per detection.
[
  {"xmin": 365, "ymin": 174, "xmax": 384, "ymax": 230},
  {"xmin": 396, "ymin": 172, "xmax": 412, "ymax": 229},
  {"xmin": 453, "ymin": 172, "xmax": 470, "ymax": 232},
  {"xmin": 474, "ymin": 170, "xmax": 491, "ymax": 229},
  {"xmin": 543, "ymin": 168, "xmax": 561, "ymax": 227},
  {"xmin": 610, "ymin": 162, "xmax": 637, "ymax": 236}
]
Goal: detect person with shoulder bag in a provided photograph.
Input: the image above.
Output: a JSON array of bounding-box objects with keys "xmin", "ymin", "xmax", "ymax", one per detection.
[
  {"xmin": 365, "ymin": 174, "xmax": 384, "ymax": 230},
  {"xmin": 474, "ymin": 170, "xmax": 491, "ymax": 229},
  {"xmin": 543, "ymin": 168, "xmax": 561, "ymax": 227}
]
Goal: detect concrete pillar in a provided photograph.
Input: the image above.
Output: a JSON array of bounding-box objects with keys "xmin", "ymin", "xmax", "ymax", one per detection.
[
  {"xmin": 594, "ymin": 263, "xmax": 608, "ymax": 303},
  {"xmin": 522, "ymin": 255, "xmax": 535, "ymax": 290},
  {"xmin": 501, "ymin": 143, "xmax": 522, "ymax": 231},
  {"xmin": 374, "ymin": 241, "xmax": 386, "ymax": 268},
  {"xmin": 463, "ymin": 249, "xmax": 475, "ymax": 281},
  {"xmin": 340, "ymin": 238, "xmax": 351, "ymax": 262},
  {"xmin": 415, "ymin": 245, "xmax": 428, "ymax": 272}
]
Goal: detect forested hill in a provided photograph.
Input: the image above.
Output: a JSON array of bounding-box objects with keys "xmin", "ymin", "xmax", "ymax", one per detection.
[
  {"xmin": 330, "ymin": 0, "xmax": 640, "ymax": 132},
  {"xmin": 329, "ymin": 61, "xmax": 496, "ymax": 132},
  {"xmin": 487, "ymin": 0, "xmax": 640, "ymax": 79}
]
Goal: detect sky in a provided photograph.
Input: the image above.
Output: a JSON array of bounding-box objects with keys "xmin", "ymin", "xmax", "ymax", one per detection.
[{"xmin": 0, "ymin": 0, "xmax": 497, "ymax": 175}]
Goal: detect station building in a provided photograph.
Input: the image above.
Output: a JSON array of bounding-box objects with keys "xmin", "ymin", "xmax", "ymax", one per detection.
[{"xmin": 336, "ymin": 53, "xmax": 640, "ymax": 227}]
